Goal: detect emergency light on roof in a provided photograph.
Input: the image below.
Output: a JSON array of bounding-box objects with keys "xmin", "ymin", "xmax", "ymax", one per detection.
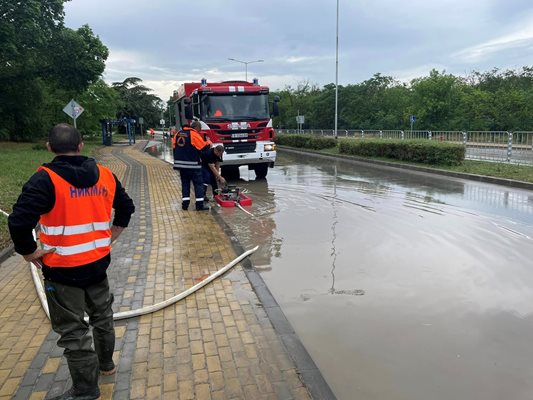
[
  {"xmin": 201, "ymin": 78, "xmax": 207, "ymax": 86},
  {"xmin": 253, "ymin": 78, "xmax": 259, "ymax": 85}
]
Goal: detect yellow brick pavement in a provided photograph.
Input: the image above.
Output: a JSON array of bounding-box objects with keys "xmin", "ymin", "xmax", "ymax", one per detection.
[{"xmin": 0, "ymin": 142, "xmax": 313, "ymax": 399}]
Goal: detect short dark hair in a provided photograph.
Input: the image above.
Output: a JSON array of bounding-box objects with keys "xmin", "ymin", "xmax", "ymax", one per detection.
[
  {"xmin": 191, "ymin": 120, "xmax": 201, "ymax": 130},
  {"xmin": 48, "ymin": 123, "xmax": 82, "ymax": 154}
]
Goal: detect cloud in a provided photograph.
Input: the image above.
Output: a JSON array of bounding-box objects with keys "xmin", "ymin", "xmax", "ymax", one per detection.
[
  {"xmin": 453, "ymin": 24, "xmax": 533, "ymax": 63},
  {"xmin": 64, "ymin": 0, "xmax": 533, "ymax": 101}
]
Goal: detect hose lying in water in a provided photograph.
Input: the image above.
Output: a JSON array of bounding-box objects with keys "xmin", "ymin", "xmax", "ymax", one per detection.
[{"xmin": 29, "ymin": 245, "xmax": 259, "ymax": 321}]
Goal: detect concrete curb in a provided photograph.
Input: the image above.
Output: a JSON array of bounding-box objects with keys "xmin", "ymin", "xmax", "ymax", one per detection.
[
  {"xmin": 279, "ymin": 146, "xmax": 533, "ymax": 191},
  {"xmin": 0, "ymin": 244, "xmax": 14, "ymax": 264}
]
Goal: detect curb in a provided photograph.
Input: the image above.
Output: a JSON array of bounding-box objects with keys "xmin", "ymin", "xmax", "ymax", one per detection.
[
  {"xmin": 279, "ymin": 146, "xmax": 533, "ymax": 191},
  {"xmin": 0, "ymin": 244, "xmax": 14, "ymax": 264}
]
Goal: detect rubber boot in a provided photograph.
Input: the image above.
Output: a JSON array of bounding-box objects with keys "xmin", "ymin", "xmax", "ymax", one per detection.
[
  {"xmin": 93, "ymin": 330, "xmax": 116, "ymax": 375},
  {"xmin": 51, "ymin": 351, "xmax": 100, "ymax": 399},
  {"xmin": 182, "ymin": 200, "xmax": 190, "ymax": 210},
  {"xmin": 196, "ymin": 200, "xmax": 209, "ymax": 211}
]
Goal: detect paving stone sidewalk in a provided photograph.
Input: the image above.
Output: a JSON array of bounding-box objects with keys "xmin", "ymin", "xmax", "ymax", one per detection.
[{"xmin": 0, "ymin": 142, "xmax": 332, "ymax": 399}]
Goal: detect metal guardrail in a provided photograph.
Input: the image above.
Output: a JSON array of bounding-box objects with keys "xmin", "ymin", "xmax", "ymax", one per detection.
[{"xmin": 278, "ymin": 129, "xmax": 533, "ymax": 165}]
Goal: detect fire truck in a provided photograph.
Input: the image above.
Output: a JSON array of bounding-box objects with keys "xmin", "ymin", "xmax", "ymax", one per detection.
[{"xmin": 172, "ymin": 79, "xmax": 279, "ymax": 178}]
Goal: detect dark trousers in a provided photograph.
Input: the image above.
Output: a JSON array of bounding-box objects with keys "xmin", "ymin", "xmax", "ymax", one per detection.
[
  {"xmin": 45, "ymin": 278, "xmax": 115, "ymax": 391},
  {"xmin": 202, "ymin": 166, "xmax": 218, "ymax": 198},
  {"xmin": 179, "ymin": 168, "xmax": 204, "ymax": 210}
]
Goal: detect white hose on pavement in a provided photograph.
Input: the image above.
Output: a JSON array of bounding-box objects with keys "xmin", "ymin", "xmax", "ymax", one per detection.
[
  {"xmin": 29, "ymin": 245, "xmax": 258, "ymax": 321},
  {"xmin": 3, "ymin": 206, "xmax": 259, "ymax": 322}
]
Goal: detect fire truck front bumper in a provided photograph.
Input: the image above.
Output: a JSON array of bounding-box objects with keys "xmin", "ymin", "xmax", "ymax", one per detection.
[{"xmin": 222, "ymin": 150, "xmax": 277, "ymax": 167}]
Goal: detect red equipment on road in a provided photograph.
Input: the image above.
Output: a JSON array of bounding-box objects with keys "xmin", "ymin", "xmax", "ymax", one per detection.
[{"xmin": 214, "ymin": 186, "xmax": 252, "ymax": 207}]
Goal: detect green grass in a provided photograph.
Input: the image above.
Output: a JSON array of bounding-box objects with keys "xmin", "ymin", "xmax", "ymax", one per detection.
[{"xmin": 0, "ymin": 141, "xmax": 101, "ymax": 250}]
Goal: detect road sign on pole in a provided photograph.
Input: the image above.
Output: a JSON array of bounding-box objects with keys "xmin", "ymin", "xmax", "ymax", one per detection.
[
  {"xmin": 62, "ymin": 99, "xmax": 84, "ymax": 128},
  {"xmin": 409, "ymin": 115, "xmax": 416, "ymax": 133},
  {"xmin": 139, "ymin": 117, "xmax": 144, "ymax": 137}
]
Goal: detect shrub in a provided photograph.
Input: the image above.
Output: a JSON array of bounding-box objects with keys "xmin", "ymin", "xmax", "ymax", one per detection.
[
  {"xmin": 276, "ymin": 134, "xmax": 337, "ymax": 150},
  {"xmin": 339, "ymin": 139, "xmax": 465, "ymax": 165}
]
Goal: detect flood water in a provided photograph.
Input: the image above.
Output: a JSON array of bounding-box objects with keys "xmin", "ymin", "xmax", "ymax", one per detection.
[{"xmin": 148, "ymin": 141, "xmax": 533, "ymax": 400}]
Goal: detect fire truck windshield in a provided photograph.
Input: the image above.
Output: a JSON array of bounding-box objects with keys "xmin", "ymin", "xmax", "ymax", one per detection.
[{"xmin": 201, "ymin": 93, "xmax": 270, "ymax": 121}]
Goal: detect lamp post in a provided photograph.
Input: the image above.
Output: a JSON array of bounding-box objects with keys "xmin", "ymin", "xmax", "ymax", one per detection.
[
  {"xmin": 228, "ymin": 58, "xmax": 264, "ymax": 81},
  {"xmin": 334, "ymin": 0, "xmax": 339, "ymax": 139}
]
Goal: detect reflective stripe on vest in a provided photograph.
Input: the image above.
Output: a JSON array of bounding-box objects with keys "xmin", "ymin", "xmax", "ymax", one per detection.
[{"xmin": 38, "ymin": 165, "xmax": 116, "ymax": 267}]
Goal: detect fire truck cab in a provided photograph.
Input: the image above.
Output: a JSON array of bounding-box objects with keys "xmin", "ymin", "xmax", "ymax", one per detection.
[{"xmin": 173, "ymin": 79, "xmax": 279, "ymax": 179}]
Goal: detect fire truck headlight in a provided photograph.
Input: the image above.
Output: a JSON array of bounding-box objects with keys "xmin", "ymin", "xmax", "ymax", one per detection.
[{"xmin": 264, "ymin": 144, "xmax": 276, "ymax": 151}]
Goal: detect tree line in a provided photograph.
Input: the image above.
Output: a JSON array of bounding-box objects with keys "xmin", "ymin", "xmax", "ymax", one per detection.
[
  {"xmin": 272, "ymin": 67, "xmax": 533, "ymax": 132},
  {"xmin": 0, "ymin": 0, "xmax": 164, "ymax": 141}
]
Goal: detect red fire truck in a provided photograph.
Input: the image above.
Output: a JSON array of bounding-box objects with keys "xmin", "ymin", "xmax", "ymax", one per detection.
[{"xmin": 172, "ymin": 79, "xmax": 279, "ymax": 178}]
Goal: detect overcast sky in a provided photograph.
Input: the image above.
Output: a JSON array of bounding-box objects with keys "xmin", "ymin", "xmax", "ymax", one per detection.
[{"xmin": 64, "ymin": 0, "xmax": 533, "ymax": 100}]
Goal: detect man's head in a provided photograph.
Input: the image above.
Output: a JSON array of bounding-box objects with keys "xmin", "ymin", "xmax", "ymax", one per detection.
[
  {"xmin": 213, "ymin": 144, "xmax": 224, "ymax": 157},
  {"xmin": 191, "ymin": 120, "xmax": 201, "ymax": 131},
  {"xmin": 47, "ymin": 123, "xmax": 83, "ymax": 155}
]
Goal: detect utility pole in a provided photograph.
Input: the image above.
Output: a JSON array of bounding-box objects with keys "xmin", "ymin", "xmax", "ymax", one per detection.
[{"xmin": 334, "ymin": 0, "xmax": 339, "ymax": 139}]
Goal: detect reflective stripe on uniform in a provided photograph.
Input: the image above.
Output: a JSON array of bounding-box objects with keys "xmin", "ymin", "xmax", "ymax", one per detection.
[
  {"xmin": 182, "ymin": 197, "xmax": 190, "ymax": 200},
  {"xmin": 174, "ymin": 164, "xmax": 201, "ymax": 169},
  {"xmin": 42, "ymin": 238, "xmax": 111, "ymax": 256},
  {"xmin": 40, "ymin": 221, "xmax": 111, "ymax": 236}
]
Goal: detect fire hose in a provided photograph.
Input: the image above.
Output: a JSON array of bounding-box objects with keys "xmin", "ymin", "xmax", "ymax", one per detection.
[{"xmin": 2, "ymin": 207, "xmax": 258, "ymax": 321}]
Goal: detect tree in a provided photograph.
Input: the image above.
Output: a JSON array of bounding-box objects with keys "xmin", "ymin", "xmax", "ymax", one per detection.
[
  {"xmin": 410, "ymin": 69, "xmax": 464, "ymax": 130},
  {"xmin": 76, "ymin": 79, "xmax": 120, "ymax": 134},
  {"xmin": 112, "ymin": 78, "xmax": 163, "ymax": 132},
  {"xmin": 0, "ymin": 1, "xmax": 109, "ymax": 140}
]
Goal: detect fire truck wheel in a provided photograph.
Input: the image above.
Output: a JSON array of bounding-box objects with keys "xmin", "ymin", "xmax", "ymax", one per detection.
[
  {"xmin": 221, "ymin": 166, "xmax": 240, "ymax": 179},
  {"xmin": 254, "ymin": 163, "xmax": 269, "ymax": 179}
]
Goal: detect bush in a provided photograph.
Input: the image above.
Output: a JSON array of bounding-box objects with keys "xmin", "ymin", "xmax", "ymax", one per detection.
[
  {"xmin": 276, "ymin": 134, "xmax": 337, "ymax": 150},
  {"xmin": 339, "ymin": 139, "xmax": 465, "ymax": 165}
]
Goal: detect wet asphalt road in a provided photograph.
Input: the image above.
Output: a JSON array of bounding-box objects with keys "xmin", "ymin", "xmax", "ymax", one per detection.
[{"xmin": 148, "ymin": 141, "xmax": 533, "ymax": 400}]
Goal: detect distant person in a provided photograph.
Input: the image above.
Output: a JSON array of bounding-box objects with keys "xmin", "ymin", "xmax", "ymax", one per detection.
[
  {"xmin": 172, "ymin": 120, "xmax": 209, "ymax": 211},
  {"xmin": 149, "ymin": 128, "xmax": 155, "ymax": 137},
  {"xmin": 202, "ymin": 144, "xmax": 226, "ymax": 201},
  {"xmin": 8, "ymin": 123, "xmax": 135, "ymax": 400}
]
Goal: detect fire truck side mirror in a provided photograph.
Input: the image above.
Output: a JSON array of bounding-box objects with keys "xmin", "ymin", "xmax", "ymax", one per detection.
[{"xmin": 271, "ymin": 96, "xmax": 280, "ymax": 117}]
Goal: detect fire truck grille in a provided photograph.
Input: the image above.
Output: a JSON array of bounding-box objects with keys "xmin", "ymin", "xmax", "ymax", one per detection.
[
  {"xmin": 217, "ymin": 129, "xmax": 260, "ymax": 140},
  {"xmin": 224, "ymin": 142, "xmax": 257, "ymax": 154}
]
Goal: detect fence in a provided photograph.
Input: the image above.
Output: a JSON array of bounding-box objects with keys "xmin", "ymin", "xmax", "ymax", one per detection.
[{"xmin": 278, "ymin": 129, "xmax": 533, "ymax": 165}]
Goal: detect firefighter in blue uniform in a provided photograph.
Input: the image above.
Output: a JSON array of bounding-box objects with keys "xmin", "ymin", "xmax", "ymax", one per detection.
[{"xmin": 172, "ymin": 120, "xmax": 209, "ymax": 211}]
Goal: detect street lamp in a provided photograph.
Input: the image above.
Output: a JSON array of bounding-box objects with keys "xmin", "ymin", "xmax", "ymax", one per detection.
[
  {"xmin": 334, "ymin": 0, "xmax": 339, "ymax": 139},
  {"xmin": 227, "ymin": 58, "xmax": 264, "ymax": 81}
]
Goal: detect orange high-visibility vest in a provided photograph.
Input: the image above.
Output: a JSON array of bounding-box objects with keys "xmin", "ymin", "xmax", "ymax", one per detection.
[{"xmin": 38, "ymin": 165, "xmax": 116, "ymax": 267}]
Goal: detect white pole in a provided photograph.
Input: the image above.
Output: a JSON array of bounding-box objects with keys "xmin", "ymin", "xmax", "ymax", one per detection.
[
  {"xmin": 334, "ymin": 0, "xmax": 339, "ymax": 139},
  {"xmin": 71, "ymin": 102, "xmax": 77, "ymax": 128}
]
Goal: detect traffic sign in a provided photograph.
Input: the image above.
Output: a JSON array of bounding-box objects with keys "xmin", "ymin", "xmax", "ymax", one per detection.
[
  {"xmin": 410, "ymin": 115, "xmax": 417, "ymax": 123},
  {"xmin": 63, "ymin": 99, "xmax": 84, "ymax": 120},
  {"xmin": 160, "ymin": 119, "xmax": 165, "ymax": 126}
]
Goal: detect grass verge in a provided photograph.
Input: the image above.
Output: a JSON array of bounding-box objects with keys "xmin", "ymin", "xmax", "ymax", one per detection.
[{"xmin": 0, "ymin": 141, "xmax": 101, "ymax": 250}]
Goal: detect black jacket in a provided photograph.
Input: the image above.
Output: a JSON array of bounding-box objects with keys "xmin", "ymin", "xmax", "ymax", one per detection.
[{"xmin": 8, "ymin": 155, "xmax": 135, "ymax": 287}]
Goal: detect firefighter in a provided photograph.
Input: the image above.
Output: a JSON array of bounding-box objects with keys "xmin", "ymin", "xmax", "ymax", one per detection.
[
  {"xmin": 172, "ymin": 120, "xmax": 209, "ymax": 211},
  {"xmin": 8, "ymin": 123, "xmax": 135, "ymax": 400},
  {"xmin": 202, "ymin": 144, "xmax": 226, "ymax": 201}
]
